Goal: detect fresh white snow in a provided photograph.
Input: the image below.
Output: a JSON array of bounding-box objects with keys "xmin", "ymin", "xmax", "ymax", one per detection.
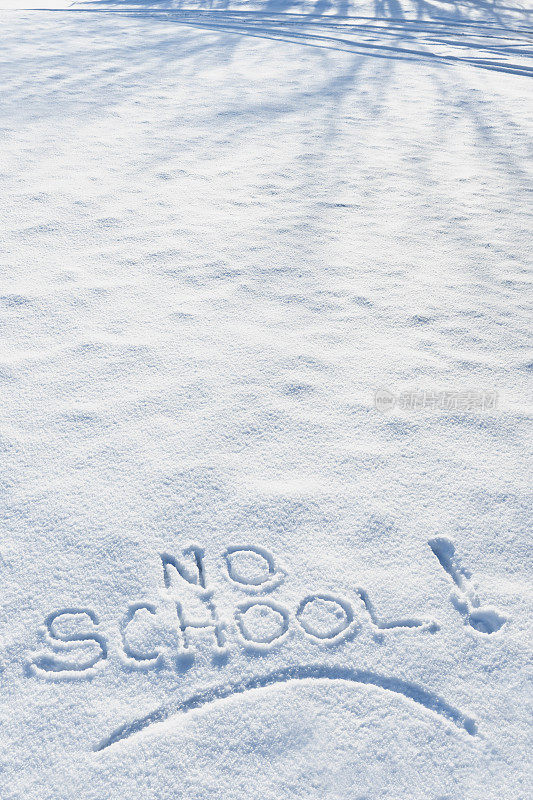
[{"xmin": 0, "ymin": 1, "xmax": 532, "ymax": 798}]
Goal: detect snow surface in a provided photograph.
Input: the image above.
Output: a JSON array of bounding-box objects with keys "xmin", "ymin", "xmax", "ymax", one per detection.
[{"xmin": 0, "ymin": 0, "xmax": 532, "ymax": 798}]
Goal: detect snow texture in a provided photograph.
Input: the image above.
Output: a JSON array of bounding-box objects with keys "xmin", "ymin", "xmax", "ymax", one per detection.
[{"xmin": 0, "ymin": 0, "xmax": 532, "ymax": 798}]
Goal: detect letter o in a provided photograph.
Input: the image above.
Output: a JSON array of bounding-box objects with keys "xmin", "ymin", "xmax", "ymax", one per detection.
[
  {"xmin": 295, "ymin": 594, "xmax": 354, "ymax": 640},
  {"xmin": 235, "ymin": 601, "xmax": 290, "ymax": 644}
]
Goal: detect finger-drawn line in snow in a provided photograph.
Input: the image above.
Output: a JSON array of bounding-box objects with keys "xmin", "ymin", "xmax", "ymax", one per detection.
[
  {"xmin": 32, "ymin": 539, "xmax": 503, "ymax": 681},
  {"xmin": 27, "ymin": 540, "xmax": 508, "ymax": 677},
  {"xmin": 235, "ymin": 599, "xmax": 290, "ymax": 649},
  {"xmin": 223, "ymin": 544, "xmax": 287, "ymax": 593},
  {"xmin": 121, "ymin": 602, "xmax": 163, "ymax": 667},
  {"xmin": 29, "ymin": 608, "xmax": 108, "ymax": 676},
  {"xmin": 161, "ymin": 545, "xmax": 207, "ymax": 591},
  {"xmin": 295, "ymin": 593, "xmax": 358, "ymax": 643},
  {"xmin": 429, "ymin": 537, "xmax": 506, "ymax": 634},
  {"xmin": 356, "ymin": 588, "xmax": 439, "ymax": 633},
  {"xmin": 94, "ymin": 664, "xmax": 477, "ymax": 752},
  {"xmin": 175, "ymin": 595, "xmax": 227, "ymax": 653}
]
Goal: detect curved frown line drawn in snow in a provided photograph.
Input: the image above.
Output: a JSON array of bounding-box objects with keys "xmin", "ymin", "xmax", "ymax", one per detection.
[{"xmin": 94, "ymin": 664, "xmax": 478, "ymax": 752}]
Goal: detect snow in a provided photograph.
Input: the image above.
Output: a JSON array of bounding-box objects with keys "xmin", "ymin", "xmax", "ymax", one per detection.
[{"xmin": 0, "ymin": 0, "xmax": 532, "ymax": 798}]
